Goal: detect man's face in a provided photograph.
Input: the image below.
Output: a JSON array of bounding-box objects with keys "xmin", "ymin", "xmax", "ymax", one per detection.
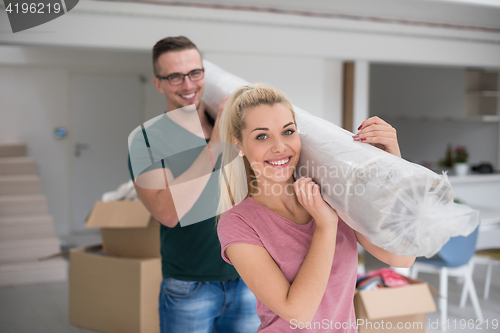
[{"xmin": 153, "ymin": 49, "xmax": 205, "ymax": 112}]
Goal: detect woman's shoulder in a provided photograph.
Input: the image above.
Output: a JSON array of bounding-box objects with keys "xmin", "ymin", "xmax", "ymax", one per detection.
[
  {"xmin": 219, "ymin": 197, "xmax": 257, "ymax": 225},
  {"xmin": 217, "ymin": 197, "xmax": 262, "ymax": 245},
  {"xmin": 217, "ymin": 196, "xmax": 276, "ymax": 234}
]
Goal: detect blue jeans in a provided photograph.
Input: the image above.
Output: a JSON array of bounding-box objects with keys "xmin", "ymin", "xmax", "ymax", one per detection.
[{"xmin": 159, "ymin": 277, "xmax": 260, "ymax": 333}]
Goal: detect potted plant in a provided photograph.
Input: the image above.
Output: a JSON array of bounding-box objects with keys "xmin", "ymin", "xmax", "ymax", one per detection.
[{"xmin": 454, "ymin": 146, "xmax": 469, "ymax": 176}]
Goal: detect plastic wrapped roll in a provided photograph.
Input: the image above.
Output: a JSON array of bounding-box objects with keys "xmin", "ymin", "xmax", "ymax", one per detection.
[{"xmin": 202, "ymin": 60, "xmax": 480, "ymax": 258}]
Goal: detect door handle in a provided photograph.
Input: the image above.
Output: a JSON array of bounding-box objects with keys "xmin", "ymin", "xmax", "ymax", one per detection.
[{"xmin": 74, "ymin": 143, "xmax": 89, "ymax": 157}]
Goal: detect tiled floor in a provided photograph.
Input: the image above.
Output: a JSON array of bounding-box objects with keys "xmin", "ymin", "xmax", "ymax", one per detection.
[
  {"xmin": 415, "ymin": 267, "xmax": 500, "ymax": 333},
  {"xmin": 0, "ymin": 231, "xmax": 102, "ymax": 333},
  {"xmin": 0, "ymin": 231, "xmax": 499, "ymax": 333},
  {"xmin": 363, "ymin": 252, "xmax": 500, "ymax": 333}
]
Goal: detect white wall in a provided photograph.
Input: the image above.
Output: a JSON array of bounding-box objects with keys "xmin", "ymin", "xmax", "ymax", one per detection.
[
  {"xmin": 203, "ymin": 53, "xmax": 342, "ymax": 125},
  {"xmin": 144, "ymin": 80, "xmax": 167, "ymax": 121},
  {"xmin": 0, "ymin": 46, "xmax": 158, "ymax": 236},
  {"xmin": 0, "ymin": 67, "xmax": 72, "ymax": 236},
  {"xmin": 370, "ymin": 64, "xmax": 466, "ymax": 118}
]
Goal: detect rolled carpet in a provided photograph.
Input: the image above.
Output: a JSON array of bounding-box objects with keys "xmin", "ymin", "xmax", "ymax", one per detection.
[{"xmin": 202, "ymin": 60, "xmax": 479, "ymax": 258}]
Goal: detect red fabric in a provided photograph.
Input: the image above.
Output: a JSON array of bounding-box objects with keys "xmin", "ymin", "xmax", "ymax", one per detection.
[{"xmin": 359, "ymin": 267, "xmax": 408, "ymax": 288}]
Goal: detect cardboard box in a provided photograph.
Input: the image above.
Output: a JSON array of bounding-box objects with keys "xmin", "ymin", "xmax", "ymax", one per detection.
[
  {"xmin": 354, "ymin": 277, "xmax": 437, "ymax": 333},
  {"xmin": 69, "ymin": 247, "xmax": 162, "ymax": 333},
  {"xmin": 86, "ymin": 200, "xmax": 160, "ymax": 258}
]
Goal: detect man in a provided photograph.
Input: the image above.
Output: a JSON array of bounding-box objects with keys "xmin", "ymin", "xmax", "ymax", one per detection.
[{"xmin": 128, "ymin": 36, "xmax": 259, "ymax": 333}]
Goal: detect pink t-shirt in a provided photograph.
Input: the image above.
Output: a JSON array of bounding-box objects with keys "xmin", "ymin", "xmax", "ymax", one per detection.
[{"xmin": 217, "ymin": 197, "xmax": 358, "ymax": 332}]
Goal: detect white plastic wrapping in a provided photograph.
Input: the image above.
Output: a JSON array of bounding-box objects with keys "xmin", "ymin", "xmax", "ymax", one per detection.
[
  {"xmin": 102, "ymin": 180, "xmax": 138, "ymax": 202},
  {"xmin": 202, "ymin": 60, "xmax": 480, "ymax": 258}
]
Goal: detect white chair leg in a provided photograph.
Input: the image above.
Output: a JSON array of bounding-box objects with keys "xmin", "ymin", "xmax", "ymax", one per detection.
[
  {"xmin": 459, "ymin": 272, "xmax": 468, "ymax": 308},
  {"xmin": 464, "ymin": 266, "xmax": 484, "ymax": 322},
  {"xmin": 484, "ymin": 262, "xmax": 493, "ymax": 300},
  {"xmin": 440, "ymin": 267, "xmax": 448, "ymax": 332},
  {"xmin": 460, "ymin": 258, "xmax": 477, "ymax": 307}
]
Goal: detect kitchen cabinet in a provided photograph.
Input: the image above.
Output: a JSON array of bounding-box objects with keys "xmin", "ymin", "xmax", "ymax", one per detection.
[
  {"xmin": 465, "ymin": 69, "xmax": 499, "ymax": 122},
  {"xmin": 369, "ymin": 63, "xmax": 500, "ymax": 169}
]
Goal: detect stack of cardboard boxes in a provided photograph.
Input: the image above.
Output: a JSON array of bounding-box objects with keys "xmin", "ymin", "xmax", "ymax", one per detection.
[
  {"xmin": 68, "ymin": 198, "xmax": 438, "ymax": 333},
  {"xmin": 69, "ymin": 200, "xmax": 162, "ymax": 333}
]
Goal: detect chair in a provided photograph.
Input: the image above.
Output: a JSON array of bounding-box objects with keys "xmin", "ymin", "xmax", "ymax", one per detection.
[
  {"xmin": 469, "ymin": 249, "xmax": 500, "ymax": 300},
  {"xmin": 410, "ymin": 227, "xmax": 483, "ymax": 332}
]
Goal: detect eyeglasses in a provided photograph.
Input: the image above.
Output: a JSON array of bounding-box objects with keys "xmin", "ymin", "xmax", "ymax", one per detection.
[{"xmin": 156, "ymin": 68, "xmax": 205, "ymax": 86}]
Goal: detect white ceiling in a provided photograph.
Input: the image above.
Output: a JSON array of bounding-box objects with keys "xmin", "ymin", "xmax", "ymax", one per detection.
[{"xmin": 106, "ymin": 0, "xmax": 500, "ymax": 32}]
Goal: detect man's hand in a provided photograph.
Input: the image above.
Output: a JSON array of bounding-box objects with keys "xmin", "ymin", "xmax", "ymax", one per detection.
[{"xmin": 352, "ymin": 116, "xmax": 401, "ymax": 158}]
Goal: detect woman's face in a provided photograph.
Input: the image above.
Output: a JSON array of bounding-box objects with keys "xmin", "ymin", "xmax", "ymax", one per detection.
[{"xmin": 236, "ymin": 103, "xmax": 301, "ymax": 185}]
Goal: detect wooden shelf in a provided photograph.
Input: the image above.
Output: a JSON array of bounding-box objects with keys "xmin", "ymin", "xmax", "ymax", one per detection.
[{"xmin": 465, "ymin": 69, "xmax": 499, "ymax": 117}]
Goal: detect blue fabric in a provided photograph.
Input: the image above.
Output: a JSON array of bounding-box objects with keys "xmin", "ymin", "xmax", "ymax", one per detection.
[
  {"xmin": 438, "ymin": 226, "xmax": 479, "ymax": 267},
  {"xmin": 159, "ymin": 277, "xmax": 260, "ymax": 333},
  {"xmin": 416, "ymin": 226, "xmax": 479, "ymax": 268},
  {"xmin": 415, "ymin": 255, "xmax": 447, "ymax": 267}
]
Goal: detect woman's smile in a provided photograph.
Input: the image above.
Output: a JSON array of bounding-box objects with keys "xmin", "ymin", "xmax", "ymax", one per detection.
[{"xmin": 264, "ymin": 156, "xmax": 292, "ymax": 168}]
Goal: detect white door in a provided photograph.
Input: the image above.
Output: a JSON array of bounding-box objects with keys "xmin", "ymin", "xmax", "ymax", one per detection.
[{"xmin": 70, "ymin": 74, "xmax": 142, "ymax": 231}]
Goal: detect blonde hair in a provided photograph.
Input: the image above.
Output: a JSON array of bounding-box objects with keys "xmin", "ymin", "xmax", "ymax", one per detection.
[{"xmin": 217, "ymin": 83, "xmax": 296, "ymax": 216}]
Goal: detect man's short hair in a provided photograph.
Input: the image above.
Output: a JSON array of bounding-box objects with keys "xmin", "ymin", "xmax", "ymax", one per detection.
[{"xmin": 152, "ymin": 36, "xmax": 200, "ymax": 76}]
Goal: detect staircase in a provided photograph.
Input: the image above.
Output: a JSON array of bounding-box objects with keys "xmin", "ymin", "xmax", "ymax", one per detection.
[{"xmin": 0, "ymin": 142, "xmax": 67, "ymax": 286}]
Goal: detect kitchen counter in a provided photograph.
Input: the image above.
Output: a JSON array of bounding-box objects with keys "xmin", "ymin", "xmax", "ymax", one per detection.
[
  {"xmin": 448, "ymin": 173, "xmax": 500, "ymax": 185},
  {"xmin": 447, "ymin": 174, "xmax": 500, "ymax": 250}
]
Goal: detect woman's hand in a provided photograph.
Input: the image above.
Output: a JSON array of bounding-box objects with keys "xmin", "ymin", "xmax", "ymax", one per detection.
[
  {"xmin": 293, "ymin": 177, "xmax": 338, "ymax": 228},
  {"xmin": 353, "ymin": 116, "xmax": 401, "ymax": 158},
  {"xmin": 226, "ymin": 177, "xmax": 339, "ymax": 323}
]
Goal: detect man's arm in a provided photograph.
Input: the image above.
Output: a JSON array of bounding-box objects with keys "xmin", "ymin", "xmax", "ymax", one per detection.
[
  {"xmin": 134, "ymin": 142, "xmax": 221, "ymax": 228},
  {"xmin": 134, "ymin": 168, "xmax": 178, "ymax": 228},
  {"xmin": 133, "ymin": 99, "xmax": 226, "ymax": 228}
]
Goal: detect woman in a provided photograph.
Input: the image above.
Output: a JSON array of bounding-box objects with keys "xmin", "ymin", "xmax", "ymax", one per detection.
[{"xmin": 216, "ymin": 84, "xmax": 415, "ymax": 332}]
